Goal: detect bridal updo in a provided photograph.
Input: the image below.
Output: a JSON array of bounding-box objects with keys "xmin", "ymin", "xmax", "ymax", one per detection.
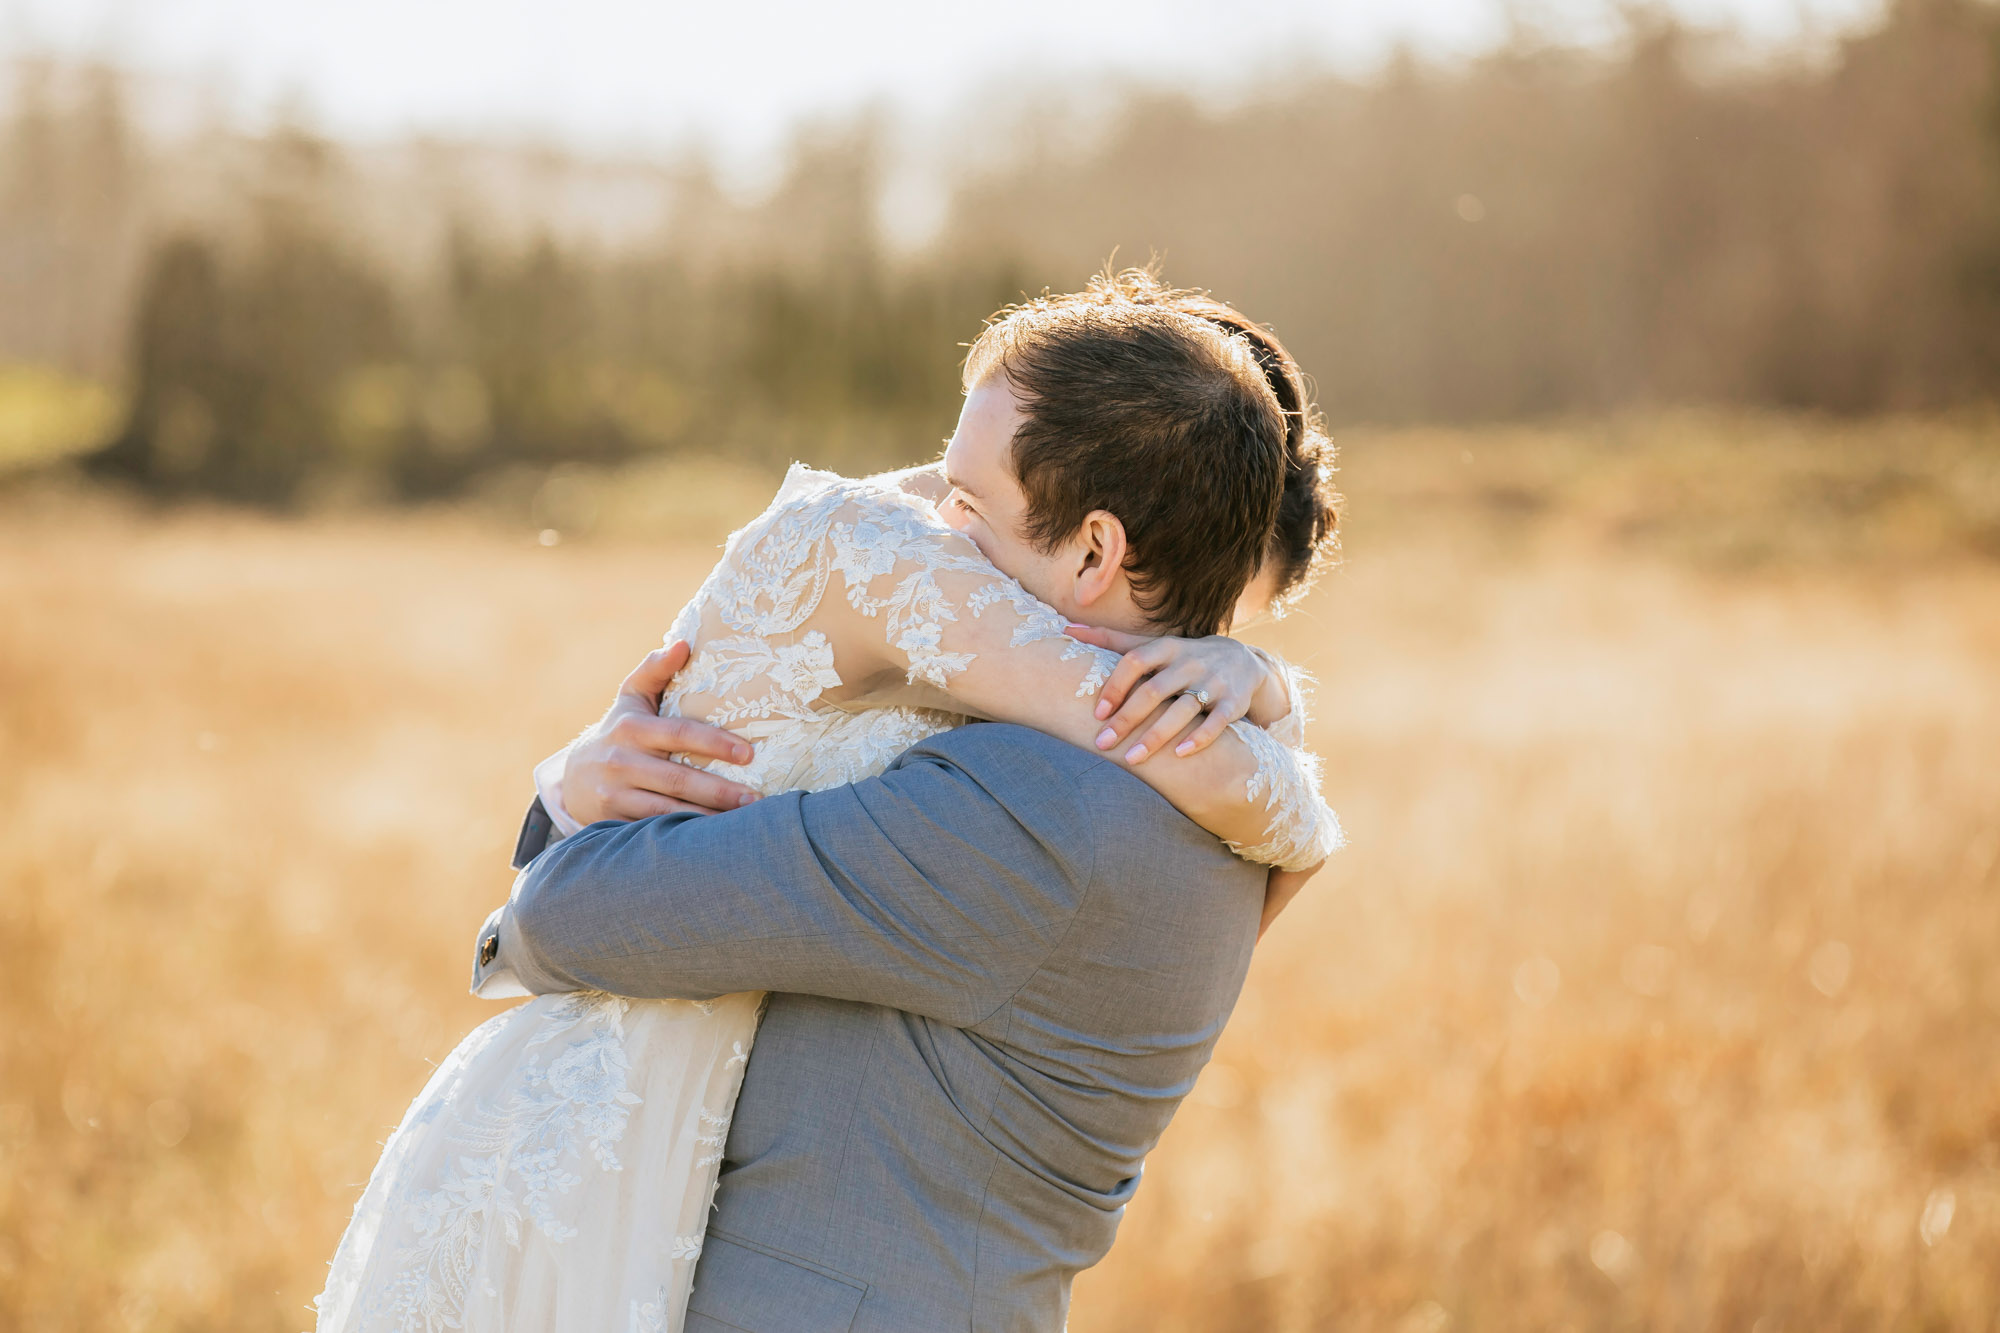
[{"xmin": 1143, "ymin": 281, "xmax": 1342, "ymax": 618}]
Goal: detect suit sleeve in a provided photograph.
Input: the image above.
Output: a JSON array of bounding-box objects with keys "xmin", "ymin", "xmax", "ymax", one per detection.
[
  {"xmin": 511, "ymin": 797, "xmax": 556, "ymax": 870},
  {"xmin": 474, "ymin": 732, "xmax": 1101, "ymax": 1026}
]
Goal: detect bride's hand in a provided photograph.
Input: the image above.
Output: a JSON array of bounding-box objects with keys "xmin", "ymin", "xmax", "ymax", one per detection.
[
  {"xmin": 1063, "ymin": 626, "xmax": 1292, "ymax": 763},
  {"xmin": 562, "ymin": 643, "xmax": 763, "ymax": 824}
]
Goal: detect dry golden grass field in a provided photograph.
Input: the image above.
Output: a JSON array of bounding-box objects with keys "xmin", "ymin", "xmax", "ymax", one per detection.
[{"xmin": 3, "ymin": 414, "xmax": 1998, "ymax": 1332}]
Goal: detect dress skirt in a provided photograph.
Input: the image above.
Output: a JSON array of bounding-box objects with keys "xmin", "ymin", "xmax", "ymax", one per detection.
[{"xmin": 314, "ymin": 989, "xmax": 764, "ymax": 1333}]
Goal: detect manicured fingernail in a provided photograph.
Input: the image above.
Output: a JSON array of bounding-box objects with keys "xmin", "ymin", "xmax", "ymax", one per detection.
[
  {"xmin": 1176, "ymin": 741, "xmax": 1194, "ymax": 756},
  {"xmin": 1094, "ymin": 700, "xmax": 1111, "ymax": 719},
  {"xmin": 1124, "ymin": 744, "xmax": 1146, "ymax": 763},
  {"xmin": 1095, "ymin": 727, "xmax": 1117, "ymax": 749},
  {"xmin": 738, "ymin": 793, "xmax": 758, "ymax": 807},
  {"xmin": 733, "ymin": 745, "xmax": 751, "ymax": 763}
]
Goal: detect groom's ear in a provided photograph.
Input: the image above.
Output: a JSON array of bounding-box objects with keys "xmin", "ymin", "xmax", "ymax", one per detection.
[{"xmin": 1070, "ymin": 510, "xmax": 1129, "ymax": 608}]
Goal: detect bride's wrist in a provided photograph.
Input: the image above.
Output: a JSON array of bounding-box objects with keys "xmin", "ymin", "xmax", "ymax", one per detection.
[{"xmin": 1242, "ymin": 647, "xmax": 1295, "ymax": 730}]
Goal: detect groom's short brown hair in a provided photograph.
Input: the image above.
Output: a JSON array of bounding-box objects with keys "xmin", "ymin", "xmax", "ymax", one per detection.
[{"xmin": 963, "ymin": 269, "xmax": 1287, "ymax": 637}]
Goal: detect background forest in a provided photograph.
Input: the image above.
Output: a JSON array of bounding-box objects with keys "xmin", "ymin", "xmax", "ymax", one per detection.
[{"xmin": 4, "ymin": 0, "xmax": 2000, "ymax": 507}]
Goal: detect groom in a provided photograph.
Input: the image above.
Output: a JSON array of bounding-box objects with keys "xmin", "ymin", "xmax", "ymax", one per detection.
[{"xmin": 476, "ymin": 286, "xmax": 1296, "ymax": 1332}]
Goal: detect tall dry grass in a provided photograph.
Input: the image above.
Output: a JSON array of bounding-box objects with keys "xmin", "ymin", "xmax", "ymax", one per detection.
[{"xmin": 2, "ymin": 415, "xmax": 1998, "ymax": 1331}]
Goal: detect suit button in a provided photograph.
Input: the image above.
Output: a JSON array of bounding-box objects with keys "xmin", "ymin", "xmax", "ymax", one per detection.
[{"xmin": 479, "ymin": 932, "xmax": 499, "ymax": 966}]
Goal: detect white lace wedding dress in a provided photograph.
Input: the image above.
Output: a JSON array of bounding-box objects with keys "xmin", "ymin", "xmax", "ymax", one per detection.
[{"xmin": 313, "ymin": 465, "xmax": 1342, "ymax": 1333}]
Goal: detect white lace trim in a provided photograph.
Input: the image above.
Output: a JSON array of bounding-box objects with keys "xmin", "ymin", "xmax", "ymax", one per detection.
[
  {"xmin": 1226, "ymin": 719, "xmax": 1345, "ymax": 870},
  {"xmin": 630, "ymin": 1287, "xmax": 673, "ymax": 1333}
]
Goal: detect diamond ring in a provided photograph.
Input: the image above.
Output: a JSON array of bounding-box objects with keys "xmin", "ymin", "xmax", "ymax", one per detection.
[{"xmin": 1184, "ymin": 687, "xmax": 1214, "ymax": 709}]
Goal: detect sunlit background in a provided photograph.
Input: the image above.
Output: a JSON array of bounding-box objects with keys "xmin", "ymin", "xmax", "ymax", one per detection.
[{"xmin": 2, "ymin": 0, "xmax": 1997, "ymax": 1329}]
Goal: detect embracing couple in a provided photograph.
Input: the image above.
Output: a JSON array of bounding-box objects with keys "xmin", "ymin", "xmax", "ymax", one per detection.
[{"xmin": 314, "ymin": 270, "xmax": 1344, "ymax": 1333}]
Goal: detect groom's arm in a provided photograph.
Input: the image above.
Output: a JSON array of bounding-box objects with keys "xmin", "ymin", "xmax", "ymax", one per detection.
[
  {"xmin": 510, "ymin": 645, "xmax": 763, "ymax": 870},
  {"xmin": 474, "ymin": 728, "xmax": 1104, "ymax": 1027},
  {"xmin": 511, "ymin": 794, "xmax": 561, "ymax": 870}
]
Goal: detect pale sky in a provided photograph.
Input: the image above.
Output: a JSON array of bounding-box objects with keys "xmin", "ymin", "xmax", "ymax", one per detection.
[{"xmin": 9, "ymin": 0, "xmax": 1881, "ymax": 164}]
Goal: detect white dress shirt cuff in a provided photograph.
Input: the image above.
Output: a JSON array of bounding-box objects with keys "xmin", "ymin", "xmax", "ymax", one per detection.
[{"xmin": 534, "ymin": 746, "xmax": 586, "ymax": 839}]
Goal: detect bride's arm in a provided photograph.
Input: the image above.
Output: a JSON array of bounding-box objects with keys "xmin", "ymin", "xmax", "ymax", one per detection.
[
  {"xmin": 870, "ymin": 460, "xmax": 950, "ymax": 504},
  {"xmin": 787, "ymin": 489, "xmax": 1341, "ymax": 870}
]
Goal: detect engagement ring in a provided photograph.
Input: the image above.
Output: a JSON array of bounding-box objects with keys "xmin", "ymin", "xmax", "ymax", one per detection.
[{"xmin": 1185, "ymin": 688, "xmax": 1213, "ymax": 709}]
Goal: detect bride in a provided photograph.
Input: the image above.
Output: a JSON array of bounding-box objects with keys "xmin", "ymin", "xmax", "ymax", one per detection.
[{"xmin": 313, "ymin": 272, "xmax": 1344, "ymax": 1332}]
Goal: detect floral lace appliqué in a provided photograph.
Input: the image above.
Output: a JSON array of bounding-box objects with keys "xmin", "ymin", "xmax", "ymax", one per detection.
[
  {"xmin": 964, "ymin": 579, "xmax": 1114, "ymax": 698},
  {"xmin": 656, "ymin": 469, "xmax": 1011, "ymax": 795},
  {"xmin": 1228, "ymin": 721, "xmax": 1346, "ymax": 870},
  {"xmin": 630, "ymin": 1286, "xmax": 673, "ymax": 1333},
  {"xmin": 371, "ymin": 993, "xmax": 641, "ymax": 1333}
]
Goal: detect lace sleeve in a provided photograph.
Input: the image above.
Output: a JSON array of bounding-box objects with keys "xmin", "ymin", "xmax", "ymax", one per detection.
[
  {"xmin": 1224, "ymin": 721, "xmax": 1345, "ymax": 868},
  {"xmin": 696, "ymin": 470, "xmax": 1342, "ymax": 871},
  {"xmin": 658, "ymin": 464, "xmax": 1095, "ymax": 739}
]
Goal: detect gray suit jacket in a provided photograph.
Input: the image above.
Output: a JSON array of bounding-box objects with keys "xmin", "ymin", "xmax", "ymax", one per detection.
[{"xmin": 476, "ymin": 724, "xmax": 1262, "ymax": 1333}]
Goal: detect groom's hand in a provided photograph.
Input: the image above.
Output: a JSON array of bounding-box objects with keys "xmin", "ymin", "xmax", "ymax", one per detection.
[{"xmin": 562, "ymin": 642, "xmax": 761, "ymax": 824}]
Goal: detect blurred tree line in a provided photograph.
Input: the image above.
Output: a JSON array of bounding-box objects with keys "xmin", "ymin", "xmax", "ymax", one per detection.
[
  {"xmin": 0, "ymin": 0, "xmax": 1996, "ymax": 506},
  {"xmin": 72, "ymin": 122, "xmax": 1021, "ymax": 503},
  {"xmin": 946, "ymin": 0, "xmax": 2000, "ymax": 423}
]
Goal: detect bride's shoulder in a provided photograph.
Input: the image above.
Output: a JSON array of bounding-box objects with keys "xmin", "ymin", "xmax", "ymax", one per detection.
[{"xmin": 742, "ymin": 462, "xmax": 945, "ymax": 535}]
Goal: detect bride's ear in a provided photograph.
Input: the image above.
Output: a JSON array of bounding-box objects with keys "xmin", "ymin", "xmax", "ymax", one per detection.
[{"xmin": 1069, "ymin": 510, "xmax": 1129, "ymax": 609}]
